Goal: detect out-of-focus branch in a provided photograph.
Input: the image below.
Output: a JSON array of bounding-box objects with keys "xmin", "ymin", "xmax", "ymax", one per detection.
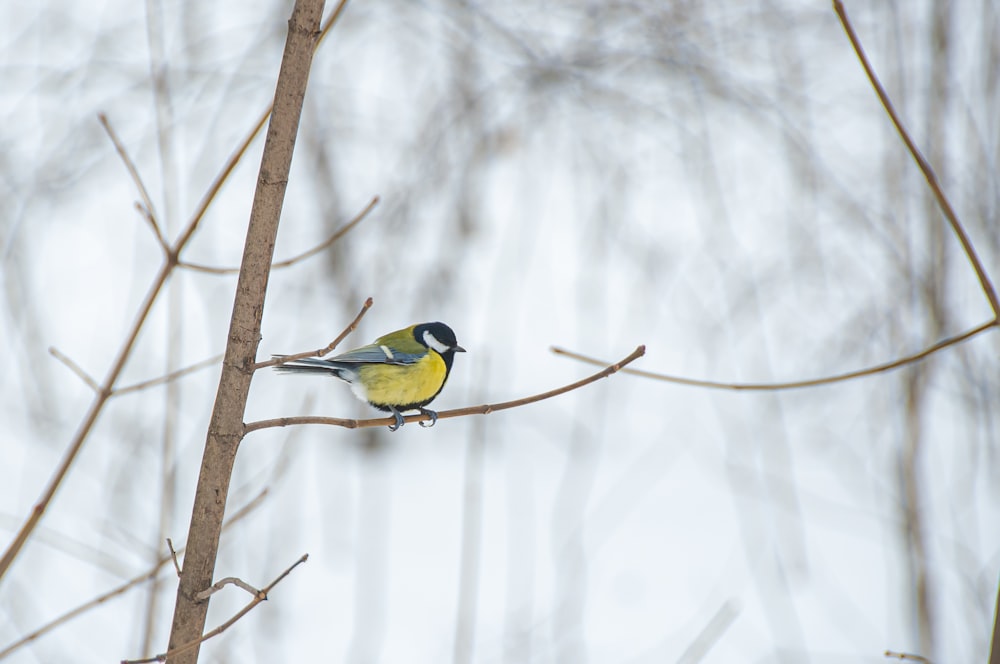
[
  {"xmin": 256, "ymin": 296, "xmax": 373, "ymax": 371},
  {"xmin": 244, "ymin": 345, "xmax": 646, "ymax": 433},
  {"xmin": 114, "ymin": 355, "xmax": 224, "ymax": 397},
  {"xmin": 122, "ymin": 554, "xmax": 308, "ymax": 664},
  {"xmin": 0, "ymin": 489, "xmax": 268, "ymax": 661},
  {"xmin": 48, "ymin": 347, "xmax": 101, "ymax": 394},
  {"xmin": 0, "ymin": 0, "xmax": 353, "ymax": 590},
  {"xmin": 833, "ymin": 0, "xmax": 999, "ymax": 318},
  {"xmin": 551, "ymin": 319, "xmax": 995, "ymax": 391},
  {"xmin": 180, "ymin": 196, "xmax": 378, "ymax": 274},
  {"xmin": 99, "ymin": 113, "xmax": 166, "ymax": 252},
  {"xmin": 884, "ymin": 650, "xmax": 933, "ymax": 663}
]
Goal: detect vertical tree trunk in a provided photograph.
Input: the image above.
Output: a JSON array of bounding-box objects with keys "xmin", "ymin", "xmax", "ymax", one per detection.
[{"xmin": 164, "ymin": 1, "xmax": 326, "ymax": 661}]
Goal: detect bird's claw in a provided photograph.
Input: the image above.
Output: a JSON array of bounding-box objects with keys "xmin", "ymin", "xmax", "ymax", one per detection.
[
  {"xmin": 418, "ymin": 408, "xmax": 438, "ymax": 428},
  {"xmin": 388, "ymin": 408, "xmax": 405, "ymax": 431}
]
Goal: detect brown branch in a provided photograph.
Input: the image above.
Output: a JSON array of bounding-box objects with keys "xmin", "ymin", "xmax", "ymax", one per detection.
[
  {"xmin": 244, "ymin": 345, "xmax": 646, "ymax": 434},
  {"xmin": 255, "ymin": 296, "xmax": 373, "ymax": 371},
  {"xmin": 0, "ymin": 0, "xmax": 350, "ymax": 593},
  {"xmin": 99, "ymin": 113, "xmax": 166, "ymax": 252},
  {"xmin": 833, "ymin": 0, "xmax": 1000, "ymax": 318},
  {"xmin": 884, "ymin": 650, "xmax": 933, "ymax": 664},
  {"xmin": 551, "ymin": 320, "xmax": 995, "ymax": 391},
  {"xmin": 48, "ymin": 347, "xmax": 101, "ymax": 394},
  {"xmin": 0, "ymin": 489, "xmax": 268, "ymax": 661},
  {"xmin": 166, "ymin": 539, "xmax": 182, "ymax": 577},
  {"xmin": 164, "ymin": 2, "xmax": 328, "ymax": 661},
  {"xmin": 113, "ymin": 354, "xmax": 224, "ymax": 397},
  {"xmin": 179, "ymin": 196, "xmax": 379, "ymax": 275},
  {"xmin": 123, "ymin": 554, "xmax": 308, "ymax": 664},
  {"xmin": 194, "ymin": 577, "xmax": 262, "ymax": 603},
  {"xmin": 173, "ymin": 0, "xmax": 349, "ymax": 256}
]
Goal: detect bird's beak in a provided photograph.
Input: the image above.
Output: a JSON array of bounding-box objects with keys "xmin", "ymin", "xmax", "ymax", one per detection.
[{"xmin": 454, "ymin": 345, "xmax": 467, "ymax": 353}]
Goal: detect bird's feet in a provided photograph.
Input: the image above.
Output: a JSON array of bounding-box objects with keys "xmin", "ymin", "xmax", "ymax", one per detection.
[
  {"xmin": 388, "ymin": 407, "xmax": 405, "ymax": 431},
  {"xmin": 418, "ymin": 408, "xmax": 438, "ymax": 428}
]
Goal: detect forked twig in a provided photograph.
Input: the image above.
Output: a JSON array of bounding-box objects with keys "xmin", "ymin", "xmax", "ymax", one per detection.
[
  {"xmin": 98, "ymin": 114, "xmax": 167, "ymax": 252},
  {"xmin": 0, "ymin": 489, "xmax": 268, "ymax": 661},
  {"xmin": 48, "ymin": 347, "xmax": 102, "ymax": 394},
  {"xmin": 121, "ymin": 554, "xmax": 308, "ymax": 664}
]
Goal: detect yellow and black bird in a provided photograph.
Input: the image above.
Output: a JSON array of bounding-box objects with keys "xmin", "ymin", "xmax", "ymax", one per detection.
[{"xmin": 275, "ymin": 322, "xmax": 465, "ymax": 430}]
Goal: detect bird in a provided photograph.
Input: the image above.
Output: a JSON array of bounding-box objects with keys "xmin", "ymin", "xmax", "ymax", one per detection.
[{"xmin": 274, "ymin": 322, "xmax": 465, "ymax": 431}]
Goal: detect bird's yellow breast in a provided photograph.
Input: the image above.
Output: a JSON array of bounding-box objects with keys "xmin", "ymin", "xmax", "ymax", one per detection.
[{"xmin": 356, "ymin": 351, "xmax": 448, "ymax": 410}]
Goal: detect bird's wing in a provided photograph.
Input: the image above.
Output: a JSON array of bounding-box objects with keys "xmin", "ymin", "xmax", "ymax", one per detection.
[{"xmin": 326, "ymin": 343, "xmax": 424, "ymax": 366}]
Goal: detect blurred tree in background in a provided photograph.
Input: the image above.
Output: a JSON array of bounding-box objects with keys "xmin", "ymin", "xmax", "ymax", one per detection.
[{"xmin": 0, "ymin": 1, "xmax": 997, "ymax": 663}]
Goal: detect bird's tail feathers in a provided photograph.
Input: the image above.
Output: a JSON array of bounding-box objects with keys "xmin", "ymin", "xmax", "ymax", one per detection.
[{"xmin": 272, "ymin": 356, "xmax": 346, "ymax": 377}]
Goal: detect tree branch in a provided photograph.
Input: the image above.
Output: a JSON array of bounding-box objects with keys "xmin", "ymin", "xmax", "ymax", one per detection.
[
  {"xmin": 163, "ymin": 2, "xmax": 327, "ymax": 661},
  {"xmin": 833, "ymin": 0, "xmax": 999, "ymax": 318},
  {"xmin": 551, "ymin": 320, "xmax": 995, "ymax": 391},
  {"xmin": 99, "ymin": 113, "xmax": 166, "ymax": 253},
  {"xmin": 0, "ymin": 489, "xmax": 268, "ymax": 661},
  {"xmin": 179, "ymin": 196, "xmax": 378, "ymax": 275},
  {"xmin": 244, "ymin": 345, "xmax": 645, "ymax": 433},
  {"xmin": 255, "ymin": 296, "xmax": 372, "ymax": 371},
  {"xmin": 123, "ymin": 554, "xmax": 308, "ymax": 664}
]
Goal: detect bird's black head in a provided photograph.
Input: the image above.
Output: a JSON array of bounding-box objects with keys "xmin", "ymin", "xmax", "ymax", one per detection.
[{"xmin": 413, "ymin": 322, "xmax": 465, "ymax": 356}]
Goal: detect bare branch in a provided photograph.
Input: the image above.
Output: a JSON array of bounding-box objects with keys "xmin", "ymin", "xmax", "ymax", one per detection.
[
  {"xmin": 179, "ymin": 196, "xmax": 379, "ymax": 275},
  {"xmin": 256, "ymin": 297, "xmax": 373, "ymax": 371},
  {"xmin": 244, "ymin": 345, "xmax": 646, "ymax": 433},
  {"xmin": 113, "ymin": 354, "xmax": 223, "ymax": 397},
  {"xmin": 884, "ymin": 650, "xmax": 933, "ymax": 664},
  {"xmin": 833, "ymin": 0, "xmax": 1000, "ymax": 318},
  {"xmin": 172, "ymin": 0, "xmax": 350, "ymax": 255},
  {"xmin": 48, "ymin": 347, "xmax": 102, "ymax": 394},
  {"xmin": 0, "ymin": 489, "xmax": 268, "ymax": 661},
  {"xmin": 122, "ymin": 554, "xmax": 308, "ymax": 664},
  {"xmin": 551, "ymin": 320, "xmax": 995, "ymax": 391},
  {"xmin": 0, "ymin": 0, "xmax": 351, "ymax": 589},
  {"xmin": 166, "ymin": 539, "xmax": 182, "ymax": 577},
  {"xmin": 98, "ymin": 113, "xmax": 166, "ymax": 252},
  {"xmin": 194, "ymin": 577, "xmax": 263, "ymax": 603}
]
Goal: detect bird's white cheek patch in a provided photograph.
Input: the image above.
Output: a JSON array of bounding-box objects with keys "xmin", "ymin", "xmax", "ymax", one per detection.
[{"xmin": 423, "ymin": 331, "xmax": 450, "ymax": 353}]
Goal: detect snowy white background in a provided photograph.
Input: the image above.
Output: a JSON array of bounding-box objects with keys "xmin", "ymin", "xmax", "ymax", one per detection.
[{"xmin": 1, "ymin": 1, "xmax": 998, "ymax": 663}]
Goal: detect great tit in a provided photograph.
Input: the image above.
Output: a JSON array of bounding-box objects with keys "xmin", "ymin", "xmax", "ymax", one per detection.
[{"xmin": 274, "ymin": 322, "xmax": 465, "ymax": 431}]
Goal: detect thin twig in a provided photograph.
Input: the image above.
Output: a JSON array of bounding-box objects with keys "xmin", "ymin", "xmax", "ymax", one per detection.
[
  {"xmin": 172, "ymin": 0, "xmax": 349, "ymax": 256},
  {"xmin": 0, "ymin": 0, "xmax": 352, "ymax": 597},
  {"xmin": 98, "ymin": 114, "xmax": 166, "ymax": 251},
  {"xmin": 166, "ymin": 539, "xmax": 182, "ymax": 577},
  {"xmin": 0, "ymin": 489, "xmax": 268, "ymax": 661},
  {"xmin": 113, "ymin": 354, "xmax": 223, "ymax": 397},
  {"xmin": 122, "ymin": 554, "xmax": 308, "ymax": 664},
  {"xmin": 48, "ymin": 347, "xmax": 102, "ymax": 394},
  {"xmin": 134, "ymin": 203, "xmax": 171, "ymax": 255},
  {"xmin": 551, "ymin": 320, "xmax": 995, "ymax": 391},
  {"xmin": 833, "ymin": 0, "xmax": 1000, "ymax": 318},
  {"xmin": 180, "ymin": 196, "xmax": 379, "ymax": 274},
  {"xmin": 255, "ymin": 296, "xmax": 373, "ymax": 371},
  {"xmin": 245, "ymin": 345, "xmax": 646, "ymax": 433},
  {"xmin": 194, "ymin": 577, "xmax": 263, "ymax": 603},
  {"xmin": 884, "ymin": 650, "xmax": 933, "ymax": 663}
]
